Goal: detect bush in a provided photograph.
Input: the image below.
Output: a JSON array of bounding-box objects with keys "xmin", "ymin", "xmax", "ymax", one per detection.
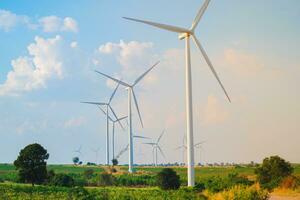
[
  {"xmin": 194, "ymin": 182, "xmax": 205, "ymax": 192},
  {"xmin": 228, "ymin": 172, "xmax": 253, "ymax": 186},
  {"xmin": 280, "ymin": 176, "xmax": 300, "ymax": 189},
  {"xmin": 115, "ymin": 174, "xmax": 156, "ymax": 186},
  {"xmin": 205, "ymin": 176, "xmax": 228, "ymax": 193},
  {"xmin": 156, "ymin": 168, "xmax": 180, "ymax": 190},
  {"xmin": 255, "ymin": 156, "xmax": 293, "ymax": 189},
  {"xmin": 83, "ymin": 169, "xmax": 94, "ymax": 179},
  {"xmin": 98, "ymin": 172, "xmax": 115, "ymax": 186},
  {"xmin": 51, "ymin": 174, "xmax": 75, "ymax": 187},
  {"xmin": 212, "ymin": 184, "xmax": 269, "ymax": 200}
]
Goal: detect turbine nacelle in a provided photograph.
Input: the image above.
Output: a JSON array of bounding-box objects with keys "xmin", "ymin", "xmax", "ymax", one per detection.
[{"xmin": 178, "ymin": 32, "xmax": 192, "ymax": 40}]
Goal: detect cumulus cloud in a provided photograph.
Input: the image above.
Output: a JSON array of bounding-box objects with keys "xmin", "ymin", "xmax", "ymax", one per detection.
[
  {"xmin": 0, "ymin": 9, "xmax": 78, "ymax": 33},
  {"xmin": 201, "ymin": 95, "xmax": 229, "ymax": 125},
  {"xmin": 64, "ymin": 117, "xmax": 86, "ymax": 128},
  {"xmin": 39, "ymin": 16, "xmax": 78, "ymax": 33},
  {"xmin": 0, "ymin": 35, "xmax": 73, "ymax": 96},
  {"xmin": 0, "ymin": 9, "xmax": 31, "ymax": 31},
  {"xmin": 223, "ymin": 48, "xmax": 264, "ymax": 76}
]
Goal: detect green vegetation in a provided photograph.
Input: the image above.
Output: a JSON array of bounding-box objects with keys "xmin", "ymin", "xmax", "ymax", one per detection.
[
  {"xmin": 157, "ymin": 168, "xmax": 180, "ymax": 190},
  {"xmin": 14, "ymin": 143, "xmax": 49, "ymax": 186},
  {"xmin": 255, "ymin": 156, "xmax": 293, "ymax": 189}
]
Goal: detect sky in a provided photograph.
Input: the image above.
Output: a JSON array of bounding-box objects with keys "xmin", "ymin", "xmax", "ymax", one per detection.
[{"xmin": 0, "ymin": 0, "xmax": 299, "ymax": 165}]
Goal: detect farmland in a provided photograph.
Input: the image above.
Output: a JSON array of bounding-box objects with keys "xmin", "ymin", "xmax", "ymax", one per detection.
[{"xmin": 1, "ymin": 163, "xmax": 300, "ymax": 199}]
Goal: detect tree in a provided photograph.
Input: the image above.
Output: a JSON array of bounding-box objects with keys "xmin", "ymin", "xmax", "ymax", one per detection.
[
  {"xmin": 255, "ymin": 155, "xmax": 293, "ymax": 189},
  {"xmin": 14, "ymin": 143, "xmax": 49, "ymax": 186},
  {"xmin": 156, "ymin": 168, "xmax": 180, "ymax": 190},
  {"xmin": 51, "ymin": 174, "xmax": 74, "ymax": 187},
  {"xmin": 73, "ymin": 157, "xmax": 79, "ymax": 165},
  {"xmin": 112, "ymin": 158, "xmax": 118, "ymax": 166}
]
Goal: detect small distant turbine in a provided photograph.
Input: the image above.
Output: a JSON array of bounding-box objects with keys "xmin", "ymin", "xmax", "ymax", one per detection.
[
  {"xmin": 81, "ymin": 81, "xmax": 122, "ymax": 165},
  {"xmin": 91, "ymin": 147, "xmax": 100, "ymax": 164},
  {"xmin": 144, "ymin": 130, "xmax": 166, "ymax": 166},
  {"xmin": 74, "ymin": 145, "xmax": 82, "ymax": 156},
  {"xmin": 98, "ymin": 106, "xmax": 127, "ymax": 160},
  {"xmin": 123, "ymin": 0, "xmax": 231, "ymax": 186},
  {"xmin": 95, "ymin": 61, "xmax": 160, "ymax": 173}
]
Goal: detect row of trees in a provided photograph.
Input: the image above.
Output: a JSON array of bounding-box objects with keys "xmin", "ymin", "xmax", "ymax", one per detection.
[{"xmin": 13, "ymin": 143, "xmax": 295, "ymax": 190}]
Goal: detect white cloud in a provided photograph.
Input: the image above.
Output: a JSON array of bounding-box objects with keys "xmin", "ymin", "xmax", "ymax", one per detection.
[
  {"xmin": 70, "ymin": 41, "xmax": 78, "ymax": 48},
  {"xmin": 0, "ymin": 35, "xmax": 71, "ymax": 96},
  {"xmin": 39, "ymin": 16, "xmax": 78, "ymax": 33},
  {"xmin": 64, "ymin": 117, "xmax": 86, "ymax": 128},
  {"xmin": 201, "ymin": 95, "xmax": 229, "ymax": 125},
  {"xmin": 0, "ymin": 9, "xmax": 30, "ymax": 31}
]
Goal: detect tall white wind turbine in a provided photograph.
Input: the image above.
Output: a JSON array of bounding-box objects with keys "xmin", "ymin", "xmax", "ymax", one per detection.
[
  {"xmin": 95, "ymin": 61, "xmax": 160, "ymax": 172},
  {"xmin": 81, "ymin": 82, "xmax": 123, "ymax": 165},
  {"xmin": 144, "ymin": 130, "xmax": 166, "ymax": 166},
  {"xmin": 98, "ymin": 106, "xmax": 127, "ymax": 160},
  {"xmin": 123, "ymin": 0, "xmax": 231, "ymax": 186}
]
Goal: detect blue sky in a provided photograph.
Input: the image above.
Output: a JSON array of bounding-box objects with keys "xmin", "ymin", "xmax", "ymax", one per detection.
[{"xmin": 0, "ymin": 0, "xmax": 300, "ymax": 165}]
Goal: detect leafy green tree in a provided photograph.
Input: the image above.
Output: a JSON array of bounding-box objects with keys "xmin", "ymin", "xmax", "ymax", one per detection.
[
  {"xmin": 112, "ymin": 158, "xmax": 118, "ymax": 166},
  {"xmin": 156, "ymin": 168, "xmax": 180, "ymax": 190},
  {"xmin": 14, "ymin": 143, "xmax": 49, "ymax": 186},
  {"xmin": 255, "ymin": 155, "xmax": 293, "ymax": 189},
  {"xmin": 73, "ymin": 157, "xmax": 79, "ymax": 165}
]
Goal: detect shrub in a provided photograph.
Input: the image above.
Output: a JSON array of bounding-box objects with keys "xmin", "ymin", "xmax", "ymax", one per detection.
[
  {"xmin": 212, "ymin": 184, "xmax": 269, "ymax": 200},
  {"xmin": 51, "ymin": 174, "xmax": 75, "ymax": 187},
  {"xmin": 194, "ymin": 182, "xmax": 205, "ymax": 192},
  {"xmin": 205, "ymin": 176, "xmax": 228, "ymax": 193},
  {"xmin": 228, "ymin": 172, "xmax": 253, "ymax": 186},
  {"xmin": 115, "ymin": 174, "xmax": 156, "ymax": 186},
  {"xmin": 255, "ymin": 156, "xmax": 293, "ymax": 189},
  {"xmin": 84, "ymin": 169, "xmax": 94, "ymax": 179},
  {"xmin": 280, "ymin": 176, "xmax": 300, "ymax": 189},
  {"xmin": 156, "ymin": 168, "xmax": 180, "ymax": 190},
  {"xmin": 98, "ymin": 172, "xmax": 115, "ymax": 186},
  {"xmin": 112, "ymin": 159, "xmax": 118, "ymax": 166}
]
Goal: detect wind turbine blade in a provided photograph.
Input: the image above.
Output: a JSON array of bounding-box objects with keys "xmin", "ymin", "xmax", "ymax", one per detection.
[
  {"xmin": 94, "ymin": 70, "xmax": 130, "ymax": 87},
  {"xmin": 109, "ymin": 81, "xmax": 121, "ymax": 104},
  {"xmin": 157, "ymin": 146, "xmax": 166, "ymax": 159},
  {"xmin": 143, "ymin": 142, "xmax": 156, "ymax": 145},
  {"xmin": 133, "ymin": 61, "xmax": 160, "ymax": 86},
  {"xmin": 192, "ymin": 35, "xmax": 231, "ymax": 102},
  {"xmin": 134, "ymin": 135, "xmax": 151, "ymax": 139},
  {"xmin": 116, "ymin": 116, "xmax": 128, "ymax": 122},
  {"xmin": 132, "ymin": 89, "xmax": 144, "ymax": 128},
  {"xmin": 123, "ymin": 17, "xmax": 190, "ymax": 34},
  {"xmin": 191, "ymin": 0, "xmax": 211, "ymax": 31},
  {"xmin": 109, "ymin": 105, "xmax": 124, "ymax": 130},
  {"xmin": 194, "ymin": 141, "xmax": 206, "ymax": 147},
  {"xmin": 98, "ymin": 106, "xmax": 113, "ymax": 121},
  {"xmin": 157, "ymin": 129, "xmax": 165, "ymax": 143},
  {"xmin": 81, "ymin": 102, "xmax": 107, "ymax": 106},
  {"xmin": 175, "ymin": 145, "xmax": 184, "ymax": 150}
]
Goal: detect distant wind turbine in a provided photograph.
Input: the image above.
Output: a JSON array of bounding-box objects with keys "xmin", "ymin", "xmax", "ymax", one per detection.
[
  {"xmin": 123, "ymin": 0, "xmax": 231, "ymax": 186},
  {"xmin": 95, "ymin": 61, "xmax": 160, "ymax": 172},
  {"xmin": 98, "ymin": 106, "xmax": 127, "ymax": 160},
  {"xmin": 74, "ymin": 145, "xmax": 82, "ymax": 156},
  {"xmin": 81, "ymin": 81, "xmax": 122, "ymax": 165},
  {"xmin": 91, "ymin": 147, "xmax": 100, "ymax": 164},
  {"xmin": 144, "ymin": 130, "xmax": 166, "ymax": 166}
]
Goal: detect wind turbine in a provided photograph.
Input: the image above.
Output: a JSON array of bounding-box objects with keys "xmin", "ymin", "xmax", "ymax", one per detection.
[
  {"xmin": 91, "ymin": 147, "xmax": 100, "ymax": 164},
  {"xmin": 74, "ymin": 145, "xmax": 82, "ymax": 156},
  {"xmin": 94, "ymin": 61, "xmax": 160, "ymax": 172},
  {"xmin": 175, "ymin": 135, "xmax": 205, "ymax": 165},
  {"xmin": 81, "ymin": 81, "xmax": 123, "ymax": 165},
  {"xmin": 144, "ymin": 130, "xmax": 166, "ymax": 166},
  {"xmin": 123, "ymin": 0, "xmax": 231, "ymax": 186},
  {"xmin": 98, "ymin": 106, "xmax": 127, "ymax": 160}
]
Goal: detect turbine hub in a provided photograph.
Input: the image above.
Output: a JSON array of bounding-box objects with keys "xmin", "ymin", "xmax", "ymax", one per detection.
[{"xmin": 178, "ymin": 32, "xmax": 191, "ymax": 40}]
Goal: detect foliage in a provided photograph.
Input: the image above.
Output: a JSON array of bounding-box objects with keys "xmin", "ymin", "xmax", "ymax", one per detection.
[
  {"xmin": 211, "ymin": 184, "xmax": 269, "ymax": 200},
  {"xmin": 14, "ymin": 143, "xmax": 49, "ymax": 186},
  {"xmin": 72, "ymin": 157, "xmax": 79, "ymax": 165},
  {"xmin": 98, "ymin": 172, "xmax": 115, "ymax": 186},
  {"xmin": 194, "ymin": 182, "xmax": 205, "ymax": 192},
  {"xmin": 157, "ymin": 168, "xmax": 180, "ymax": 190},
  {"xmin": 255, "ymin": 156, "xmax": 293, "ymax": 189},
  {"xmin": 0, "ymin": 183, "xmax": 207, "ymax": 200},
  {"xmin": 50, "ymin": 174, "xmax": 74, "ymax": 187},
  {"xmin": 280, "ymin": 175, "xmax": 300, "ymax": 189},
  {"xmin": 112, "ymin": 158, "xmax": 118, "ymax": 166},
  {"xmin": 115, "ymin": 174, "xmax": 156, "ymax": 186},
  {"xmin": 83, "ymin": 169, "xmax": 94, "ymax": 179}
]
